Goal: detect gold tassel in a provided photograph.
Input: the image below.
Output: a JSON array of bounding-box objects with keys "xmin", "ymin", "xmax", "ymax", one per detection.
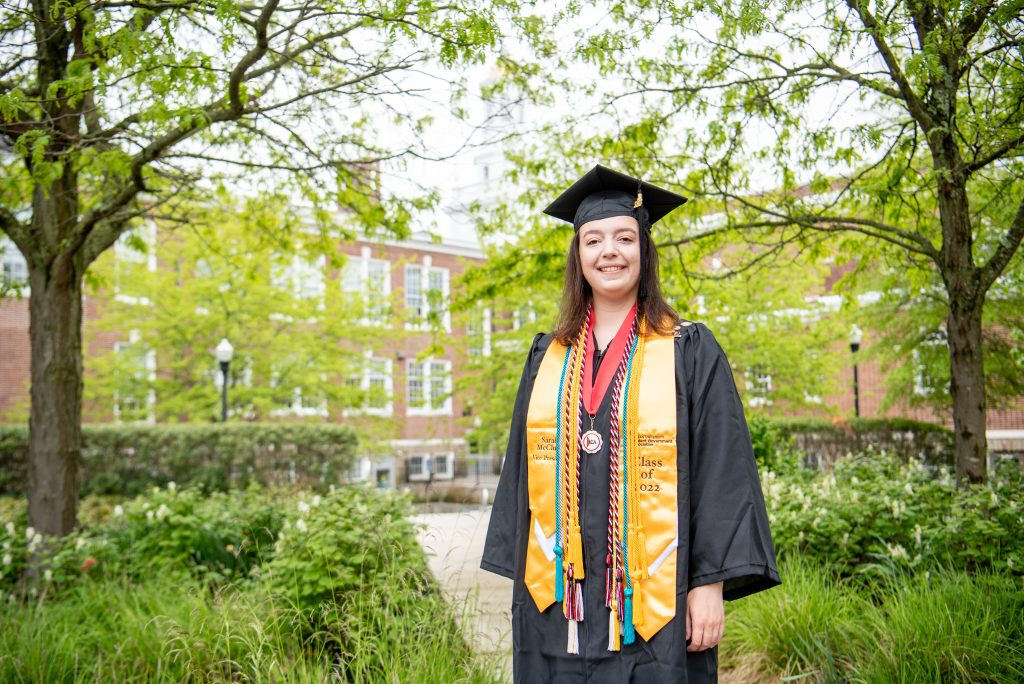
[
  {"xmin": 636, "ymin": 529, "xmax": 650, "ymax": 580},
  {"xmin": 568, "ymin": 524, "xmax": 585, "ymax": 579},
  {"xmin": 632, "ymin": 581, "xmax": 645, "ymax": 627}
]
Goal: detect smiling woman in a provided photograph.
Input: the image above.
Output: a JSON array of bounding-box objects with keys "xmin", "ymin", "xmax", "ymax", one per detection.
[{"xmin": 481, "ymin": 165, "xmax": 780, "ymax": 683}]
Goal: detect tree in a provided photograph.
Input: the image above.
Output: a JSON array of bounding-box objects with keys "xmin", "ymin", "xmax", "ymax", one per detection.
[
  {"xmin": 484, "ymin": 0, "xmax": 1024, "ymax": 484},
  {"xmin": 83, "ymin": 192, "xmax": 403, "ymax": 439},
  {"xmin": 0, "ymin": 0, "xmax": 504, "ymax": 537}
]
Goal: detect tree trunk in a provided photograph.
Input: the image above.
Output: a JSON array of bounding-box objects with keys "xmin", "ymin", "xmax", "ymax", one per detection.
[
  {"xmin": 27, "ymin": 254, "xmax": 85, "ymax": 538},
  {"xmin": 935, "ymin": 155, "xmax": 988, "ymax": 486},
  {"xmin": 947, "ymin": 299, "xmax": 987, "ymax": 485}
]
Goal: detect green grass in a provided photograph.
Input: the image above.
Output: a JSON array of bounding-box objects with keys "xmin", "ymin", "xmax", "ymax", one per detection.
[
  {"xmin": 0, "ymin": 570, "xmax": 502, "ymax": 683},
  {"xmin": 721, "ymin": 557, "xmax": 1024, "ymax": 684},
  {"xmin": 0, "ymin": 572, "xmax": 332, "ymax": 682}
]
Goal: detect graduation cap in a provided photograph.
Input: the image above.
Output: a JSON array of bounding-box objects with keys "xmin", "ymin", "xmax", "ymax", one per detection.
[{"xmin": 543, "ymin": 164, "xmax": 688, "ymax": 232}]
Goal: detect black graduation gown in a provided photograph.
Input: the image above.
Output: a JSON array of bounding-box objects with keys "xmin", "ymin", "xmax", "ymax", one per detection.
[{"xmin": 481, "ymin": 321, "xmax": 781, "ymax": 684}]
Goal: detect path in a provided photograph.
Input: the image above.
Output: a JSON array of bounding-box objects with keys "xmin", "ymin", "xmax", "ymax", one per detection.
[{"xmin": 413, "ymin": 506, "xmax": 513, "ymax": 682}]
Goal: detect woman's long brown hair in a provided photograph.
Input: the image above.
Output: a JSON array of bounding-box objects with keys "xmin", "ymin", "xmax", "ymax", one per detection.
[{"xmin": 552, "ymin": 229, "xmax": 679, "ymax": 345}]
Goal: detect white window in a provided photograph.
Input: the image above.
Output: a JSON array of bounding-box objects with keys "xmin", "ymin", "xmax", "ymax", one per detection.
[
  {"xmin": 114, "ymin": 222, "xmax": 157, "ymax": 271},
  {"xmin": 745, "ymin": 366, "xmax": 773, "ymax": 407},
  {"xmin": 512, "ymin": 303, "xmax": 536, "ymax": 331},
  {"xmin": 345, "ymin": 352, "xmax": 393, "ymax": 416},
  {"xmin": 407, "ymin": 453, "xmax": 453, "ymax": 481},
  {"xmin": 1, "ymin": 237, "xmax": 28, "ymax": 290},
  {"xmin": 405, "ymin": 258, "xmax": 449, "ymax": 330},
  {"xmin": 342, "ymin": 250, "xmax": 391, "ymax": 324},
  {"xmin": 408, "ymin": 454, "xmax": 429, "ymax": 481},
  {"xmin": 433, "ymin": 452, "xmax": 454, "ymax": 480},
  {"xmin": 273, "ymin": 254, "xmax": 326, "ymax": 302},
  {"xmin": 269, "ymin": 366, "xmax": 328, "ymax": 418},
  {"xmin": 407, "ymin": 359, "xmax": 452, "ymax": 416},
  {"xmin": 467, "ymin": 306, "xmax": 492, "ymax": 357},
  {"xmin": 113, "ymin": 331, "xmax": 156, "ymax": 423}
]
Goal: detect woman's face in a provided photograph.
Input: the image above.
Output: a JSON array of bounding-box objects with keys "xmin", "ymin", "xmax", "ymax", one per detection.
[{"xmin": 578, "ymin": 214, "xmax": 642, "ymax": 303}]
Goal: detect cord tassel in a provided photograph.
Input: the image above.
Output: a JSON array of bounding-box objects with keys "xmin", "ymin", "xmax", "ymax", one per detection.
[
  {"xmin": 623, "ymin": 587, "xmax": 636, "ymax": 645},
  {"xmin": 567, "ymin": 619, "xmax": 579, "ymax": 654},
  {"xmin": 554, "ymin": 546, "xmax": 565, "ymax": 602},
  {"xmin": 632, "ymin": 580, "xmax": 645, "ymax": 627},
  {"xmin": 568, "ymin": 525, "xmax": 585, "ymax": 579},
  {"xmin": 636, "ymin": 529, "xmax": 650, "ymax": 580}
]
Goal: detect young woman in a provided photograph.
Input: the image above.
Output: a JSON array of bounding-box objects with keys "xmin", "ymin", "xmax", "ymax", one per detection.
[{"xmin": 481, "ymin": 165, "xmax": 780, "ymax": 683}]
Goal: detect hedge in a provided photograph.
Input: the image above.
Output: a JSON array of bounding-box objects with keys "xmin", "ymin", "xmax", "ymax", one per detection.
[
  {"xmin": 0, "ymin": 423, "xmax": 358, "ymax": 496},
  {"xmin": 749, "ymin": 415, "xmax": 954, "ymax": 469}
]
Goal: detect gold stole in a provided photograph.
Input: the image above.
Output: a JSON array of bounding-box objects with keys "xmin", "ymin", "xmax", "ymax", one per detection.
[{"xmin": 524, "ymin": 332, "xmax": 678, "ymax": 642}]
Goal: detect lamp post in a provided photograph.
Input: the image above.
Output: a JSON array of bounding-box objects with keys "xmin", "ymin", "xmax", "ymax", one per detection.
[
  {"xmin": 849, "ymin": 325, "xmax": 862, "ymax": 418},
  {"xmin": 216, "ymin": 338, "xmax": 234, "ymax": 422}
]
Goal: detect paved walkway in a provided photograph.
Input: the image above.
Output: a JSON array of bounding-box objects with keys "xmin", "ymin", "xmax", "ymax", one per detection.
[{"xmin": 413, "ymin": 506, "xmax": 512, "ymax": 682}]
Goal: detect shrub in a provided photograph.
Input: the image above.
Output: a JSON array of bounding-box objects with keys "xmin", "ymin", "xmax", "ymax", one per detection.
[
  {"xmin": 261, "ymin": 484, "xmax": 430, "ymax": 628},
  {"xmin": 0, "ymin": 423, "xmax": 359, "ymax": 496},
  {"xmin": 763, "ymin": 449, "xmax": 1024, "ymax": 576},
  {"xmin": 0, "ymin": 483, "xmax": 286, "ymax": 597}
]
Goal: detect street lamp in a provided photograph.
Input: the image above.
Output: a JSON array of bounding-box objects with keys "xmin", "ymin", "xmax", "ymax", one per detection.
[
  {"xmin": 849, "ymin": 325, "xmax": 862, "ymax": 418},
  {"xmin": 216, "ymin": 337, "xmax": 234, "ymax": 422}
]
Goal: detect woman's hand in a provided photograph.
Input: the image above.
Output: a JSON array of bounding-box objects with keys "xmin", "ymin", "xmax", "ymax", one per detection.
[{"xmin": 686, "ymin": 581, "xmax": 724, "ymax": 652}]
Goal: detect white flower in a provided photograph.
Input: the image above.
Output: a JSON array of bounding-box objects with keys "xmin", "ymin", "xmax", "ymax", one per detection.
[
  {"xmin": 1008, "ymin": 558, "xmax": 1015, "ymax": 570},
  {"xmin": 4, "ymin": 522, "xmax": 13, "ymax": 537},
  {"xmin": 904, "ymin": 482, "xmax": 914, "ymax": 495},
  {"xmin": 43, "ymin": 569, "xmax": 52, "ymax": 582},
  {"xmin": 295, "ymin": 519, "xmax": 308, "ymax": 533},
  {"xmin": 167, "ymin": 481, "xmax": 177, "ymax": 492},
  {"xmin": 914, "ymin": 524, "xmax": 923, "ymax": 547},
  {"xmin": 297, "ymin": 501, "xmax": 310, "ymax": 515},
  {"xmin": 75, "ymin": 537, "xmax": 87, "ymax": 551},
  {"xmin": 146, "ymin": 510, "xmax": 154, "ymax": 521},
  {"xmin": 28, "ymin": 533, "xmax": 42, "ymax": 551},
  {"xmin": 25, "ymin": 526, "xmax": 35, "ymax": 541},
  {"xmin": 841, "ymin": 532, "xmax": 850, "ymax": 546},
  {"xmin": 851, "ymin": 491, "xmax": 859, "ymax": 503},
  {"xmin": 769, "ymin": 514, "xmax": 776, "ymax": 524},
  {"xmin": 990, "ymin": 491, "xmax": 999, "ymax": 506},
  {"xmin": 886, "ymin": 543, "xmax": 908, "ymax": 560},
  {"xmin": 311, "ymin": 495, "xmax": 321, "ymax": 508},
  {"xmin": 113, "ymin": 505, "xmax": 124, "ymax": 517},
  {"xmin": 851, "ymin": 476, "xmax": 859, "ymax": 485},
  {"xmin": 1, "ymin": 554, "xmax": 10, "ymax": 566},
  {"xmin": 812, "ymin": 517, "xmax": 821, "ymax": 528},
  {"xmin": 156, "ymin": 504, "xmax": 170, "ymax": 521}
]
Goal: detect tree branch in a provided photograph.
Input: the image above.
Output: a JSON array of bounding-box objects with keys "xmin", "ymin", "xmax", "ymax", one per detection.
[
  {"xmin": 980, "ymin": 195, "xmax": 1024, "ymax": 292},
  {"xmin": 0, "ymin": 207, "xmax": 33, "ymax": 265},
  {"xmin": 229, "ymin": 0, "xmax": 279, "ymax": 113},
  {"xmin": 965, "ymin": 129, "xmax": 1024, "ymax": 175},
  {"xmin": 846, "ymin": 0, "xmax": 935, "ymax": 134}
]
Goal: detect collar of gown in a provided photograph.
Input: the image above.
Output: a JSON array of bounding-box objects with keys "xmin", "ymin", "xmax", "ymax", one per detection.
[{"xmin": 582, "ymin": 303, "xmax": 637, "ymax": 416}]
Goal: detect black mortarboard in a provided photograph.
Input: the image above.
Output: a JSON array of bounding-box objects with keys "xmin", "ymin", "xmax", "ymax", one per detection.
[{"xmin": 542, "ymin": 164, "xmax": 688, "ymax": 232}]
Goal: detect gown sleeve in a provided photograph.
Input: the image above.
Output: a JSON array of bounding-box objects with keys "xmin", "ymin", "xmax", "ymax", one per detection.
[
  {"xmin": 480, "ymin": 333, "xmax": 545, "ymax": 579},
  {"xmin": 683, "ymin": 322, "xmax": 781, "ymax": 600}
]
